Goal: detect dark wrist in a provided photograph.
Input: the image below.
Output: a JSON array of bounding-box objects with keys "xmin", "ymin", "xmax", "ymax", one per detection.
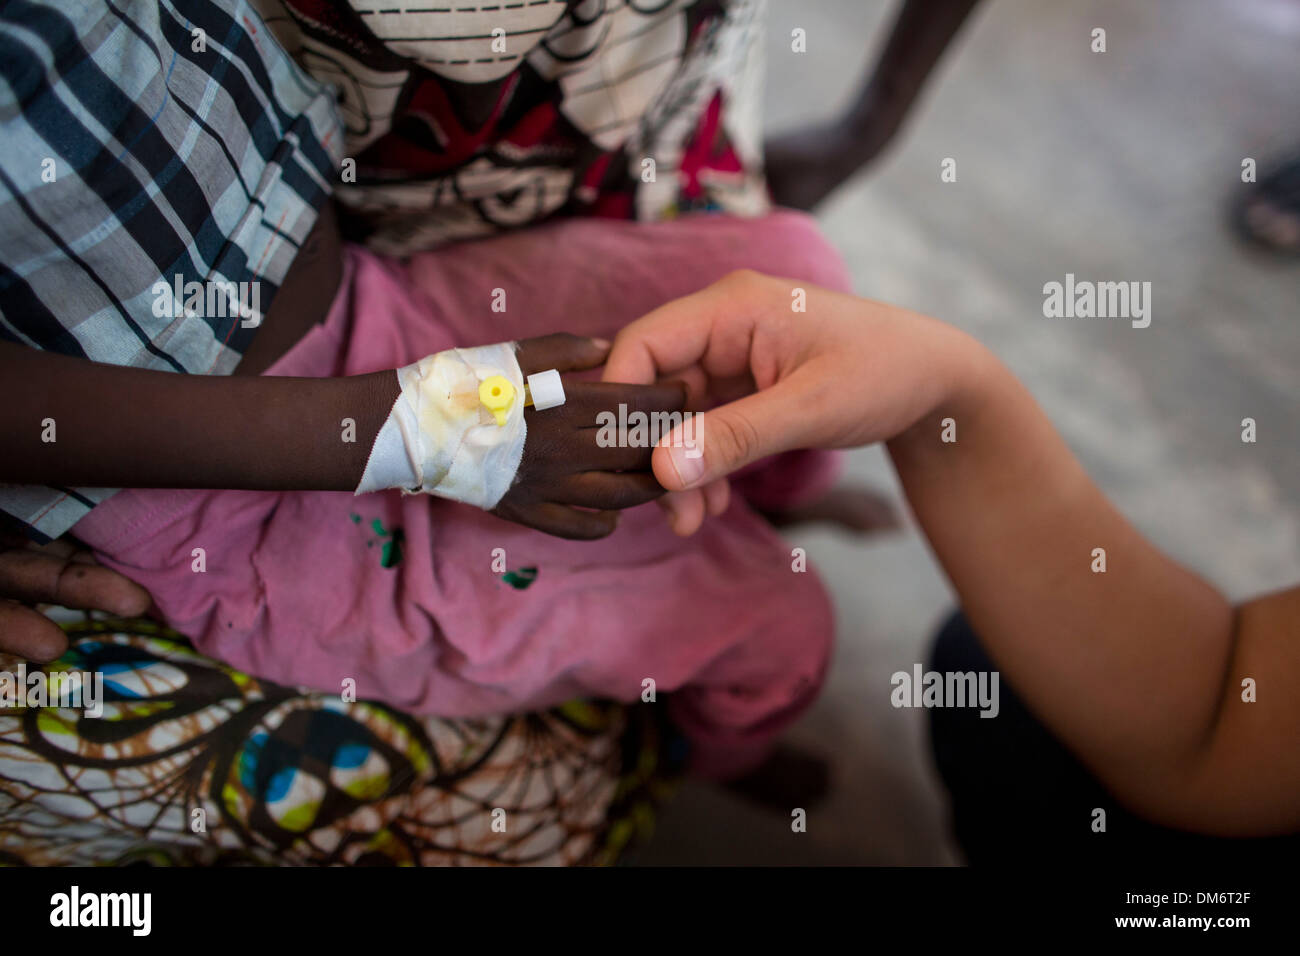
[
  {"xmin": 843, "ymin": 88, "xmax": 906, "ymax": 151},
  {"xmin": 336, "ymin": 370, "xmax": 399, "ymax": 488}
]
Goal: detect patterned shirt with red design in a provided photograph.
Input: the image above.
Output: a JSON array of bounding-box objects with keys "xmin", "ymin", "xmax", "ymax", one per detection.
[{"xmin": 255, "ymin": 0, "xmax": 771, "ymax": 254}]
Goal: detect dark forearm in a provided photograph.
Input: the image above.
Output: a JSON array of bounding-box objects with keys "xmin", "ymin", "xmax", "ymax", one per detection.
[
  {"xmin": 846, "ymin": 0, "xmax": 983, "ymax": 136},
  {"xmin": 1, "ymin": 342, "xmax": 398, "ymax": 491},
  {"xmin": 764, "ymin": 0, "xmax": 985, "ymax": 210}
]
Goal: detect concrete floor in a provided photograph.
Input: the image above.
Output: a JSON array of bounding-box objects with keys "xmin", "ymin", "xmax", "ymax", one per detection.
[{"xmin": 632, "ymin": 0, "xmax": 1300, "ymax": 865}]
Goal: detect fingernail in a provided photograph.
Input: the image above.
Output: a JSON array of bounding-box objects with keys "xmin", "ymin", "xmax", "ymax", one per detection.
[
  {"xmin": 590, "ymin": 337, "xmax": 611, "ymax": 350},
  {"xmin": 667, "ymin": 444, "xmax": 705, "ymax": 488}
]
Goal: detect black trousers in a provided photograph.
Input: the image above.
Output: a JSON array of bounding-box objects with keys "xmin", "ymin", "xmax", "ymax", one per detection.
[{"xmin": 926, "ymin": 612, "xmax": 1299, "ymax": 867}]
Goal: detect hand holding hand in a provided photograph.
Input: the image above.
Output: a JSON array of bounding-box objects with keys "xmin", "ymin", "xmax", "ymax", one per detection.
[
  {"xmin": 602, "ymin": 270, "xmax": 986, "ymax": 534},
  {"xmin": 491, "ymin": 334, "xmax": 688, "ymax": 539}
]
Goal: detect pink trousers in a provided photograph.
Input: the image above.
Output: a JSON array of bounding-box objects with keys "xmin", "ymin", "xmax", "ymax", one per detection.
[{"xmin": 75, "ymin": 210, "xmax": 853, "ymax": 778}]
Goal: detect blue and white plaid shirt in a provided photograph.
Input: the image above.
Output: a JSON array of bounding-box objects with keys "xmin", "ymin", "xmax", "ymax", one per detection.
[{"xmin": 0, "ymin": 0, "xmax": 344, "ymax": 540}]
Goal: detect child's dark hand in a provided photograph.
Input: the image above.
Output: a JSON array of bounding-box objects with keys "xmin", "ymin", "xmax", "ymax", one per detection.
[
  {"xmin": 491, "ymin": 334, "xmax": 686, "ymax": 540},
  {"xmin": 0, "ymin": 527, "xmax": 152, "ymax": 662}
]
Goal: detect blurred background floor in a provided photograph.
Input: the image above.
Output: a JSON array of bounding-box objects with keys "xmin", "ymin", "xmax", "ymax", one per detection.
[{"xmin": 629, "ymin": 0, "xmax": 1300, "ymax": 865}]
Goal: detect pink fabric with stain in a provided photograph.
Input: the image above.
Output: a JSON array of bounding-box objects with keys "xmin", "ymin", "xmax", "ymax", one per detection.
[{"xmin": 74, "ymin": 210, "xmax": 851, "ymax": 778}]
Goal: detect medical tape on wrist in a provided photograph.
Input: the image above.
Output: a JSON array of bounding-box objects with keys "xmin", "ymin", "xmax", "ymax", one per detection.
[{"xmin": 355, "ymin": 343, "xmax": 526, "ymax": 509}]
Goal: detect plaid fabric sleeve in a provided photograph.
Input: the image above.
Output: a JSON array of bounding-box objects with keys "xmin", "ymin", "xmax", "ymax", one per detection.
[{"xmin": 0, "ymin": 0, "xmax": 344, "ymax": 541}]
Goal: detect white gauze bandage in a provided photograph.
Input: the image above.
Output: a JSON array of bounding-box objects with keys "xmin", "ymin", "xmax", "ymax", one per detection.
[{"xmin": 355, "ymin": 343, "xmax": 526, "ymax": 508}]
